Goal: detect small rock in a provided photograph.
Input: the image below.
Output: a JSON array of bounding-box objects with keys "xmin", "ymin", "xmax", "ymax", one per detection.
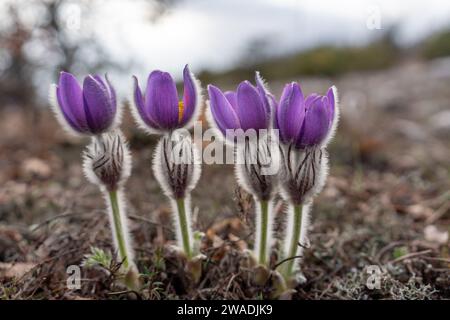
[
  {"xmin": 0, "ymin": 262, "xmax": 35, "ymax": 279},
  {"xmin": 21, "ymin": 158, "xmax": 51, "ymax": 179},
  {"xmin": 429, "ymin": 110, "xmax": 450, "ymax": 136},
  {"xmin": 406, "ymin": 204, "xmax": 434, "ymax": 220},
  {"xmin": 424, "ymin": 225, "xmax": 448, "ymax": 245}
]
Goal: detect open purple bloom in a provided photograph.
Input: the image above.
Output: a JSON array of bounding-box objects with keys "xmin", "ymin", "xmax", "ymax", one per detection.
[
  {"xmin": 275, "ymin": 82, "xmax": 337, "ymax": 148},
  {"xmin": 50, "ymin": 72, "xmax": 117, "ymax": 135},
  {"xmin": 131, "ymin": 65, "xmax": 201, "ymax": 133},
  {"xmin": 207, "ymin": 72, "xmax": 271, "ymax": 137}
]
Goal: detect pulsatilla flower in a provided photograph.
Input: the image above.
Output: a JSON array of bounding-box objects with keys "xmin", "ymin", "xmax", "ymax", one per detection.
[
  {"xmin": 131, "ymin": 65, "xmax": 204, "ymax": 263},
  {"xmin": 49, "ymin": 72, "xmax": 118, "ymax": 135},
  {"xmin": 207, "ymin": 72, "xmax": 279, "ymax": 269},
  {"xmin": 49, "ymin": 72, "xmax": 138, "ymax": 290},
  {"xmin": 276, "ymin": 83, "xmax": 338, "ymax": 204},
  {"xmin": 207, "ymin": 72, "xmax": 271, "ymax": 138},
  {"xmin": 131, "ymin": 65, "xmax": 202, "ymax": 134},
  {"xmin": 83, "ymin": 130, "xmax": 140, "ymax": 290},
  {"xmin": 275, "ymin": 82, "xmax": 339, "ymax": 286},
  {"xmin": 276, "ymin": 82, "xmax": 337, "ymax": 149}
]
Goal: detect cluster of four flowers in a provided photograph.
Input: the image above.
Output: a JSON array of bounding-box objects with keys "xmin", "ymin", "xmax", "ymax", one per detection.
[{"xmin": 49, "ymin": 65, "xmax": 339, "ymax": 293}]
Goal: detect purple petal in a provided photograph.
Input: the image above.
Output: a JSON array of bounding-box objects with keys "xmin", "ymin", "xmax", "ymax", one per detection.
[
  {"xmin": 93, "ymin": 74, "xmax": 105, "ymax": 86},
  {"xmin": 296, "ymin": 96, "xmax": 330, "ymax": 148},
  {"xmin": 146, "ymin": 71, "xmax": 179, "ymax": 130},
  {"xmin": 304, "ymin": 94, "xmax": 320, "ymax": 108},
  {"xmin": 104, "ymin": 74, "xmax": 117, "ymax": 111},
  {"xmin": 224, "ymin": 91, "xmax": 237, "ymax": 110},
  {"xmin": 208, "ymin": 85, "xmax": 240, "ymax": 134},
  {"xmin": 326, "ymin": 87, "xmax": 335, "ymax": 128},
  {"xmin": 236, "ymin": 81, "xmax": 268, "ymax": 131},
  {"xmin": 268, "ymin": 93, "xmax": 278, "ymax": 113},
  {"xmin": 56, "ymin": 72, "xmax": 88, "ymax": 133},
  {"xmin": 180, "ymin": 64, "xmax": 197, "ymax": 126},
  {"xmin": 133, "ymin": 76, "xmax": 160, "ymax": 130},
  {"xmin": 255, "ymin": 71, "xmax": 271, "ymax": 115},
  {"xmin": 82, "ymin": 75, "xmax": 115, "ymax": 133},
  {"xmin": 93, "ymin": 74, "xmax": 117, "ymax": 117},
  {"xmin": 269, "ymin": 92, "xmax": 279, "ymax": 131},
  {"xmin": 276, "ymin": 82, "xmax": 305, "ymax": 143}
]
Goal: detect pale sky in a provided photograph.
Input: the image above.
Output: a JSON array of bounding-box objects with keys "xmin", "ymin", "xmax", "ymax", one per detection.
[
  {"xmin": 76, "ymin": 0, "xmax": 450, "ymax": 84},
  {"xmin": 2, "ymin": 0, "xmax": 450, "ymax": 97}
]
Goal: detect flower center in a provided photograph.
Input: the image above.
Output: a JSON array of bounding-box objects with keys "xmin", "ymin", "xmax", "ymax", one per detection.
[{"xmin": 178, "ymin": 100, "xmax": 184, "ymax": 123}]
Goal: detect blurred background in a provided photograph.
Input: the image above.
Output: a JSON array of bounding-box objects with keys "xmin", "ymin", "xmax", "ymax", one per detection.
[
  {"xmin": 1, "ymin": 0, "xmax": 450, "ymax": 105},
  {"xmin": 0, "ymin": 0, "xmax": 449, "ymax": 299}
]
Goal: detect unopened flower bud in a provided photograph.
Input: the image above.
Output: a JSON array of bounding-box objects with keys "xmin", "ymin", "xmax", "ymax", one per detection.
[
  {"xmin": 278, "ymin": 146, "xmax": 328, "ymax": 205},
  {"xmin": 83, "ymin": 130, "xmax": 131, "ymax": 191},
  {"xmin": 153, "ymin": 130, "xmax": 201, "ymax": 199},
  {"xmin": 235, "ymin": 133, "xmax": 279, "ymax": 201}
]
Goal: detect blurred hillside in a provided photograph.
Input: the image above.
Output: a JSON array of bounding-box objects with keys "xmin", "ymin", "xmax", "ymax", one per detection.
[
  {"xmin": 198, "ymin": 28, "xmax": 450, "ymax": 86},
  {"xmin": 423, "ymin": 29, "xmax": 450, "ymax": 60},
  {"xmin": 1, "ymin": 1, "xmax": 450, "ymax": 108}
]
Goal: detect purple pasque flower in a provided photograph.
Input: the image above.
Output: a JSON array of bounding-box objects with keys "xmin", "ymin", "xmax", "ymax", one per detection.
[
  {"xmin": 207, "ymin": 72, "xmax": 272, "ymax": 137},
  {"xmin": 131, "ymin": 64, "xmax": 201, "ymax": 134},
  {"xmin": 275, "ymin": 82, "xmax": 338, "ymax": 149},
  {"xmin": 50, "ymin": 71, "xmax": 117, "ymax": 135}
]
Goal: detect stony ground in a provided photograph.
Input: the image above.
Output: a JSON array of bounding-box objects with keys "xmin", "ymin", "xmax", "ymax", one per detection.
[{"xmin": 0, "ymin": 59, "xmax": 449, "ymax": 299}]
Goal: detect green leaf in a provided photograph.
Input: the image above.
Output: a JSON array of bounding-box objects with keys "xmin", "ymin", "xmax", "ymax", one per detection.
[{"xmin": 81, "ymin": 246, "xmax": 112, "ymax": 269}]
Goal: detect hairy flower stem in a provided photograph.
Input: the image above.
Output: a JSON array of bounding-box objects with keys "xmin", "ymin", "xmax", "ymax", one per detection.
[
  {"xmin": 105, "ymin": 188, "xmax": 140, "ymax": 290},
  {"xmin": 258, "ymin": 200, "xmax": 269, "ymax": 266},
  {"xmin": 283, "ymin": 204, "xmax": 303, "ymax": 279},
  {"xmin": 153, "ymin": 132, "xmax": 200, "ymax": 260},
  {"xmin": 175, "ymin": 197, "xmax": 192, "ymax": 259},
  {"xmin": 108, "ymin": 190, "xmax": 130, "ymax": 269}
]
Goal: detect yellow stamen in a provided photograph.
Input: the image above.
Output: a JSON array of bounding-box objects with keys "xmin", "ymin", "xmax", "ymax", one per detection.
[{"xmin": 178, "ymin": 100, "xmax": 184, "ymax": 123}]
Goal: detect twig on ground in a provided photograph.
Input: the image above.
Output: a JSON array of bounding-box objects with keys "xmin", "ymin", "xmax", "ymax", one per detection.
[{"xmin": 387, "ymin": 249, "xmax": 433, "ymax": 264}]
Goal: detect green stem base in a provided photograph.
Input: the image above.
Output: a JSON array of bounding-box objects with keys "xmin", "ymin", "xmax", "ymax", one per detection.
[
  {"xmin": 108, "ymin": 190, "xmax": 141, "ymax": 290},
  {"xmin": 282, "ymin": 204, "xmax": 303, "ymax": 280},
  {"xmin": 108, "ymin": 190, "xmax": 130, "ymax": 269},
  {"xmin": 175, "ymin": 198, "xmax": 192, "ymax": 259},
  {"xmin": 257, "ymin": 200, "xmax": 270, "ymax": 266}
]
